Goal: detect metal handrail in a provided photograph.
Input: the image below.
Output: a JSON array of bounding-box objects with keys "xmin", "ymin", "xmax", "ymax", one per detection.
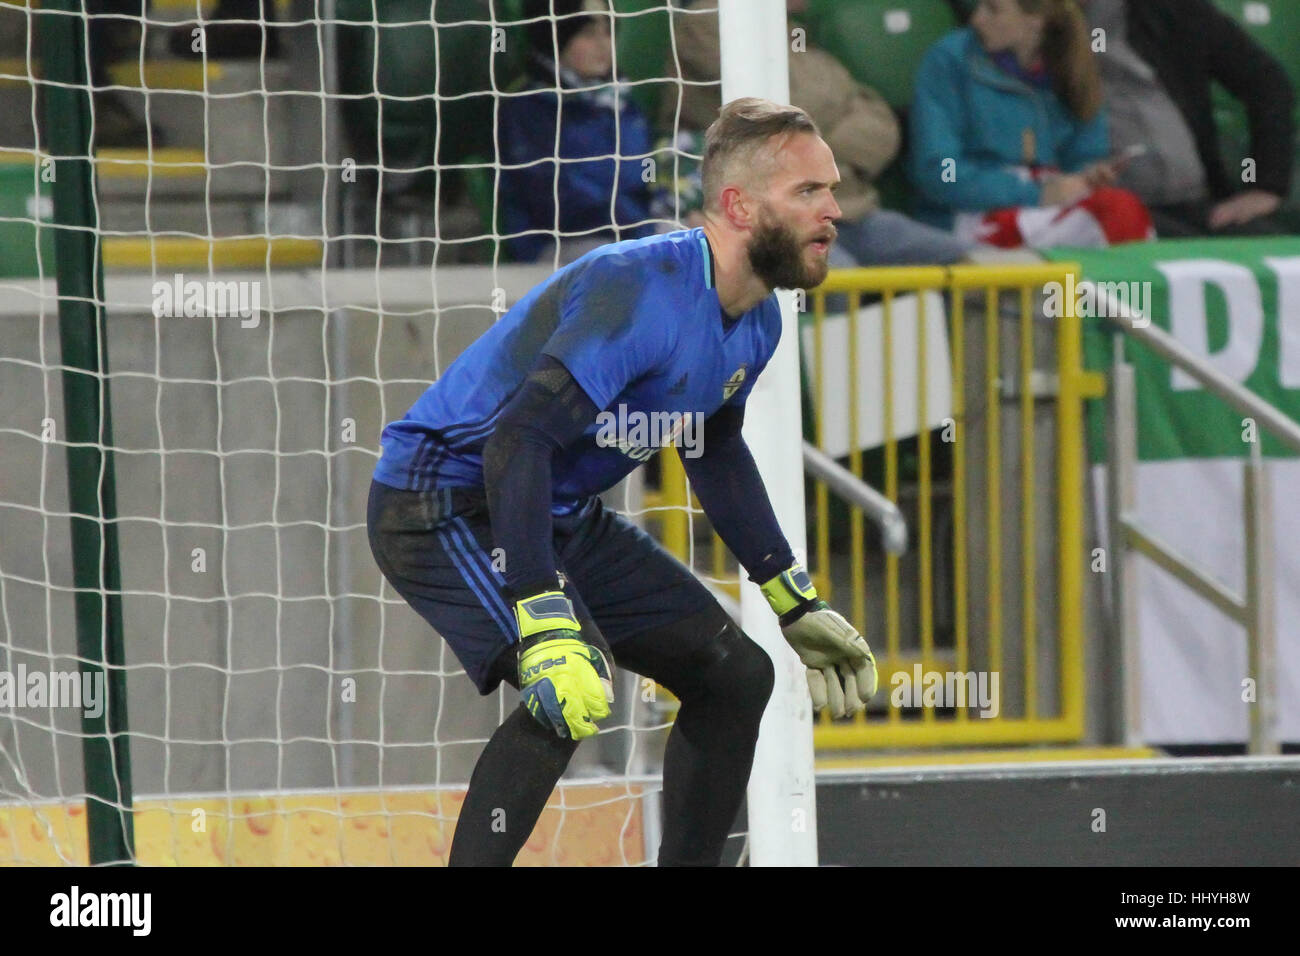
[
  {"xmin": 1096, "ymin": 283, "xmax": 1285, "ymax": 755},
  {"xmin": 1102, "ymin": 306, "xmax": 1300, "ymax": 454},
  {"xmin": 802, "ymin": 441, "xmax": 908, "ymax": 555}
]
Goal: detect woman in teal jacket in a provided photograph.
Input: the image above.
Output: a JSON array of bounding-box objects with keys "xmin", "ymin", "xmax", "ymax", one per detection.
[{"xmin": 909, "ymin": 0, "xmax": 1152, "ymax": 247}]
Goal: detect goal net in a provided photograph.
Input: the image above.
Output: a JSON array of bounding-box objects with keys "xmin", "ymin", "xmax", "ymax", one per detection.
[{"xmin": 0, "ymin": 0, "xmax": 775, "ymax": 866}]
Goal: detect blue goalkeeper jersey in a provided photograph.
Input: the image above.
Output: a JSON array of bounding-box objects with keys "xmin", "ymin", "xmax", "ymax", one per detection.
[{"xmin": 373, "ymin": 227, "xmax": 783, "ymax": 512}]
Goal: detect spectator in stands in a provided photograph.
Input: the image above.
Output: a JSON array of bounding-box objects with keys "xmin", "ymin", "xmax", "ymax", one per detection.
[
  {"xmin": 1082, "ymin": 0, "xmax": 1295, "ymax": 237},
  {"xmin": 662, "ymin": 0, "xmax": 974, "ymax": 266},
  {"xmin": 498, "ymin": 0, "xmax": 656, "ymax": 264},
  {"xmin": 910, "ymin": 0, "xmax": 1154, "ymax": 249}
]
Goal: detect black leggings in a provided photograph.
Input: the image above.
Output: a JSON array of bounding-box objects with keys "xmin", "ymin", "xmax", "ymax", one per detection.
[{"xmin": 449, "ymin": 606, "xmax": 775, "ymax": 867}]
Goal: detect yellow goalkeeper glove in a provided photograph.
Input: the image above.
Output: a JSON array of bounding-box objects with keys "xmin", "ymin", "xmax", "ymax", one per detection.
[
  {"xmin": 760, "ymin": 563, "xmax": 878, "ymax": 718},
  {"xmin": 515, "ymin": 589, "xmax": 613, "ymax": 740}
]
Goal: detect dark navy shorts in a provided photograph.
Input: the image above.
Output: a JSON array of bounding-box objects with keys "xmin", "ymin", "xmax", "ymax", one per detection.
[{"xmin": 366, "ymin": 478, "xmax": 723, "ymax": 694}]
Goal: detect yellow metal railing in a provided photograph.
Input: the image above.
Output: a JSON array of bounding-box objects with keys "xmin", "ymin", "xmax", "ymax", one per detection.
[{"xmin": 651, "ymin": 263, "xmax": 1088, "ymax": 749}]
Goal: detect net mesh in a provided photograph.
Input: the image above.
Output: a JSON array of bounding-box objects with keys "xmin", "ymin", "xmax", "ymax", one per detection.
[{"xmin": 0, "ymin": 0, "xmax": 746, "ymax": 866}]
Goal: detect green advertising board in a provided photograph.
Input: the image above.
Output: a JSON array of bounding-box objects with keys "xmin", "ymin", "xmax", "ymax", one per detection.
[{"xmin": 1046, "ymin": 237, "xmax": 1300, "ymax": 461}]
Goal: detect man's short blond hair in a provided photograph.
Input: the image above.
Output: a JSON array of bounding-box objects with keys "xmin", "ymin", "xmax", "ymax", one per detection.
[{"xmin": 700, "ymin": 97, "xmax": 820, "ymax": 212}]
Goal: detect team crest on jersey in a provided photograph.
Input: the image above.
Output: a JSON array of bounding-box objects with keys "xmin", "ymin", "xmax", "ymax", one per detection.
[{"xmin": 723, "ymin": 365, "xmax": 748, "ymax": 401}]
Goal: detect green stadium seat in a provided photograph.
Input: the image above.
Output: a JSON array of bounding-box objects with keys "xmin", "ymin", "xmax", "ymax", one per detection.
[
  {"xmin": 610, "ymin": 0, "xmax": 676, "ymax": 120},
  {"xmin": 0, "ymin": 159, "xmax": 55, "ymax": 279},
  {"xmin": 335, "ymin": 0, "xmax": 523, "ymax": 192},
  {"xmin": 803, "ymin": 0, "xmax": 959, "ymax": 110},
  {"xmin": 798, "ymin": 1, "xmax": 959, "ymax": 212}
]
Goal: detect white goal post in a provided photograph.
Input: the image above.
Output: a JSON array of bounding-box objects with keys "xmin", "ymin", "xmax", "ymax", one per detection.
[{"xmin": 717, "ymin": 0, "xmax": 818, "ymax": 867}]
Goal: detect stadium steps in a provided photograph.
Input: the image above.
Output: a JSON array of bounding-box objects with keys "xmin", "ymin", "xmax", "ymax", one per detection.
[
  {"xmin": 103, "ymin": 235, "xmax": 321, "ymax": 269},
  {"xmin": 0, "ymin": 56, "xmax": 223, "ymax": 91},
  {"xmin": 0, "ymin": 146, "xmax": 319, "ymax": 265},
  {"xmin": 0, "ymin": 0, "xmax": 319, "ymax": 241},
  {"xmin": 150, "ymin": 0, "xmax": 295, "ymax": 14},
  {"xmin": 0, "ymin": 32, "xmax": 322, "ymax": 269},
  {"xmin": 0, "ymin": 146, "xmax": 319, "ymax": 269},
  {"xmin": 95, "ymin": 148, "xmax": 300, "ymax": 237}
]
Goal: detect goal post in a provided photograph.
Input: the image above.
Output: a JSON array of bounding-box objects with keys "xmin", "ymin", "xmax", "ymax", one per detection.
[
  {"xmin": 38, "ymin": 0, "xmax": 136, "ymax": 866},
  {"xmin": 717, "ymin": 0, "xmax": 818, "ymax": 868}
]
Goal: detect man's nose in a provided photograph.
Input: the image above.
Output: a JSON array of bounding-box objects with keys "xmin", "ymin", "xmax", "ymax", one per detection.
[{"xmin": 826, "ymin": 193, "xmax": 843, "ymax": 222}]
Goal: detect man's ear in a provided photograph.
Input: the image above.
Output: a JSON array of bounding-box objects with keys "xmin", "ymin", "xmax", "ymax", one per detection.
[{"xmin": 719, "ymin": 185, "xmax": 753, "ymax": 230}]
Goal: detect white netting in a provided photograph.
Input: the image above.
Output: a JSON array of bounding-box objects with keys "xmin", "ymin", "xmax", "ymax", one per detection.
[{"xmin": 0, "ymin": 0, "xmax": 752, "ymax": 865}]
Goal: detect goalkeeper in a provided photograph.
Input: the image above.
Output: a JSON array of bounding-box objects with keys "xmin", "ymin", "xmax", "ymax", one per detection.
[{"xmin": 367, "ymin": 97, "xmax": 876, "ymax": 866}]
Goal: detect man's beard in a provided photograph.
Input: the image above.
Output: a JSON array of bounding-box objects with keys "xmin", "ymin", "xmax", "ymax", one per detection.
[{"xmin": 746, "ymin": 210, "xmax": 833, "ymax": 291}]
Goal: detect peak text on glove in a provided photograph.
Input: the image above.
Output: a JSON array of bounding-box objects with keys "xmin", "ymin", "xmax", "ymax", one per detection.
[{"xmin": 521, "ymin": 655, "xmax": 567, "ymax": 680}]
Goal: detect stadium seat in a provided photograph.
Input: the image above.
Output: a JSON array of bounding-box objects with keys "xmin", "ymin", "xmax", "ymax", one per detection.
[
  {"xmin": 610, "ymin": 0, "xmax": 676, "ymax": 120},
  {"xmin": 0, "ymin": 157, "xmax": 54, "ymax": 278},
  {"xmin": 335, "ymin": 0, "xmax": 521, "ymax": 193},
  {"xmin": 802, "ymin": 0, "xmax": 959, "ymax": 111},
  {"xmin": 795, "ymin": 0, "xmax": 959, "ymax": 214}
]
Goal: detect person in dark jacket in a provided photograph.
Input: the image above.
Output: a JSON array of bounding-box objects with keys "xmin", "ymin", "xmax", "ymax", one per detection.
[
  {"xmin": 1084, "ymin": 0, "xmax": 1295, "ymax": 236},
  {"xmin": 499, "ymin": 0, "xmax": 656, "ymax": 263}
]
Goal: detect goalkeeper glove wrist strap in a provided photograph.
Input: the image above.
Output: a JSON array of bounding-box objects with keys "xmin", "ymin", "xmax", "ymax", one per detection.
[
  {"xmin": 514, "ymin": 589, "xmax": 580, "ymax": 644},
  {"xmin": 760, "ymin": 563, "xmax": 825, "ymax": 626}
]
